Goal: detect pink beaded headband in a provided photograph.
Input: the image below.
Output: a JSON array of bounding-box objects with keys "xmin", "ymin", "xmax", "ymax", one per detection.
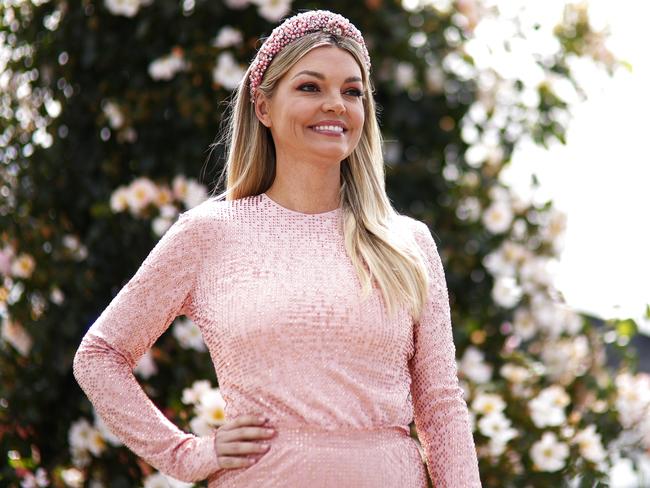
[{"xmin": 248, "ymin": 10, "xmax": 371, "ymax": 104}]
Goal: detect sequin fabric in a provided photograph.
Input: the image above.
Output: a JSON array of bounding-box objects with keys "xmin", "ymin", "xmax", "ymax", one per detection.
[{"xmin": 73, "ymin": 192, "xmax": 482, "ymax": 487}]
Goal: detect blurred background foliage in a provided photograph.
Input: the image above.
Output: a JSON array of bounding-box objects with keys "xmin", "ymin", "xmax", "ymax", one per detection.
[{"xmin": 1, "ymin": 0, "xmax": 648, "ymax": 486}]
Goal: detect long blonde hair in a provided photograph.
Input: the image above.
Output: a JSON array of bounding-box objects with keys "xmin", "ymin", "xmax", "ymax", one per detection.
[{"xmin": 208, "ymin": 31, "xmax": 430, "ymax": 322}]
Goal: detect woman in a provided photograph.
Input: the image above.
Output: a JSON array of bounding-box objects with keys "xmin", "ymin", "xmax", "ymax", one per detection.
[{"xmin": 73, "ymin": 9, "xmax": 482, "ymax": 488}]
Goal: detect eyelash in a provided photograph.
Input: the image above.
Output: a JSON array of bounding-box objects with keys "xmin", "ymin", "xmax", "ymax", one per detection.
[{"xmin": 297, "ymin": 83, "xmax": 364, "ymax": 98}]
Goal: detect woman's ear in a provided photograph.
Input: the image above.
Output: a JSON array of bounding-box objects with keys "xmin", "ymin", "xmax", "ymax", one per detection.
[{"xmin": 254, "ymin": 92, "xmax": 272, "ymax": 128}]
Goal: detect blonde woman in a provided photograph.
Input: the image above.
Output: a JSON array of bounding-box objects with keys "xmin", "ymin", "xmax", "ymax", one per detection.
[{"xmin": 73, "ymin": 9, "xmax": 482, "ymax": 488}]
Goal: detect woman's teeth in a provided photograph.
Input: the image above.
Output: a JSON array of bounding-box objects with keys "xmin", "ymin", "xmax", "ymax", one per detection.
[{"xmin": 311, "ymin": 125, "xmax": 344, "ymax": 133}]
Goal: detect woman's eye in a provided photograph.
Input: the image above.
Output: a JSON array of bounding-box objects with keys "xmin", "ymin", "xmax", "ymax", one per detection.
[
  {"xmin": 298, "ymin": 83, "xmax": 318, "ymax": 92},
  {"xmin": 297, "ymin": 84, "xmax": 364, "ymax": 98}
]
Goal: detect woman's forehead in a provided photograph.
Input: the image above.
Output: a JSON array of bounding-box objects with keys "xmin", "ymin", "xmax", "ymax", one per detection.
[{"xmin": 288, "ymin": 46, "xmax": 363, "ymax": 80}]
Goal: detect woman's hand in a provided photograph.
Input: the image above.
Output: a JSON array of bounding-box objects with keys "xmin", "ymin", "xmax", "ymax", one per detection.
[{"xmin": 213, "ymin": 415, "xmax": 276, "ymax": 469}]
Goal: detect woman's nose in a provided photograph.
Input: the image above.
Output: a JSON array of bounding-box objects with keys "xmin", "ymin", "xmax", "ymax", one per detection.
[{"xmin": 322, "ymin": 94, "xmax": 346, "ymax": 114}]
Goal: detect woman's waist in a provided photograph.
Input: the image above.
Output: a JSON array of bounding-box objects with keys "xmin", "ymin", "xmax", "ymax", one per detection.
[{"xmin": 265, "ymin": 423, "xmax": 410, "ymax": 447}]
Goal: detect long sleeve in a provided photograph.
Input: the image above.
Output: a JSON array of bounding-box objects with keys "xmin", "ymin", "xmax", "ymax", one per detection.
[
  {"xmin": 408, "ymin": 220, "xmax": 482, "ymax": 487},
  {"xmin": 72, "ymin": 209, "xmax": 221, "ymax": 483}
]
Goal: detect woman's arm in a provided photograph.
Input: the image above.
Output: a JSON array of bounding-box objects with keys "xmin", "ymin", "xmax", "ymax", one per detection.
[
  {"xmin": 72, "ymin": 209, "xmax": 221, "ymax": 483},
  {"xmin": 408, "ymin": 219, "xmax": 482, "ymax": 487}
]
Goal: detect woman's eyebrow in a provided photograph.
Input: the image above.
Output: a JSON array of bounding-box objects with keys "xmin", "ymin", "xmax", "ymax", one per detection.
[{"xmin": 291, "ymin": 70, "xmax": 362, "ymax": 83}]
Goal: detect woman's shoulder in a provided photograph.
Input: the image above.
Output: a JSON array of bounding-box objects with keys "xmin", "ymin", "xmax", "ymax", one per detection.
[{"xmin": 179, "ymin": 194, "xmax": 258, "ymax": 226}]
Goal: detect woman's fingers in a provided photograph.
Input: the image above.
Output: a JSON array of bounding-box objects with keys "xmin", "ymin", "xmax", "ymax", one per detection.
[
  {"xmin": 217, "ymin": 440, "xmax": 271, "ymax": 456},
  {"xmin": 213, "ymin": 414, "xmax": 275, "ymax": 470}
]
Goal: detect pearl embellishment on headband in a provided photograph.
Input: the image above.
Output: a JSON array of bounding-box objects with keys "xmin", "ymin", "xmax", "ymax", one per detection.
[{"xmin": 248, "ymin": 10, "xmax": 371, "ymax": 104}]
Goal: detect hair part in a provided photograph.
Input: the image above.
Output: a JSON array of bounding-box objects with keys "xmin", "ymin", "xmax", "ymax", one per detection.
[{"xmin": 208, "ymin": 31, "xmax": 430, "ymax": 323}]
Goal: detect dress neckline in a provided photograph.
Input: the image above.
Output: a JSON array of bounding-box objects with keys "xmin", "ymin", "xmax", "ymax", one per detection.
[{"xmin": 261, "ymin": 192, "xmax": 342, "ymax": 218}]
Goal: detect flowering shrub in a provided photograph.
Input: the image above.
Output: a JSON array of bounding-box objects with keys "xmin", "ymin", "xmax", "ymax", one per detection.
[{"xmin": 1, "ymin": 0, "xmax": 647, "ymax": 486}]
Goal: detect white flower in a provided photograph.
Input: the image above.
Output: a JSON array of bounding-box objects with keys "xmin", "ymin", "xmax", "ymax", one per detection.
[
  {"xmin": 152, "ymin": 217, "xmax": 174, "ymax": 237},
  {"xmin": 488, "ymin": 185, "xmax": 510, "ymax": 203},
  {"xmin": 511, "ymin": 302, "xmax": 535, "ymax": 335},
  {"xmin": 541, "ymin": 336, "xmax": 590, "ymax": 385},
  {"xmin": 19, "ymin": 467, "xmax": 48, "ymax": 488},
  {"xmin": 50, "ymin": 286, "xmax": 65, "ymax": 305},
  {"xmin": 471, "ymin": 392, "xmax": 506, "ymax": 416},
  {"xmin": 500, "ymin": 363, "xmax": 531, "ymax": 384},
  {"xmin": 483, "ymin": 240, "xmax": 529, "ymax": 280},
  {"xmin": 102, "ymin": 100, "xmax": 124, "ymax": 129},
  {"xmin": 459, "ymin": 346, "xmax": 492, "ymax": 384},
  {"xmin": 183, "ymin": 180, "xmax": 208, "ymax": 209},
  {"xmin": 142, "ymin": 472, "xmax": 168, "ymax": 488},
  {"xmin": 195, "ymin": 388, "xmax": 227, "ymax": 426},
  {"xmin": 172, "ymin": 175, "xmax": 189, "ymax": 201},
  {"xmin": 519, "ymin": 256, "xmax": 556, "ymax": 292},
  {"xmin": 482, "ymin": 200, "xmax": 513, "ymax": 234},
  {"xmin": 11, "ymin": 253, "xmax": 35, "ymax": 279},
  {"xmin": 1, "ymin": 316, "xmax": 32, "ymax": 356},
  {"xmin": 148, "ymin": 53, "xmax": 187, "ymax": 81},
  {"xmin": 134, "ymin": 349, "xmax": 158, "ymax": 379},
  {"xmin": 573, "ymin": 425, "xmax": 607, "ymax": 464},
  {"xmin": 68, "ymin": 418, "xmax": 106, "ymax": 457},
  {"xmin": 212, "ymin": 26, "xmax": 243, "ymax": 48},
  {"xmin": 540, "ymin": 208, "xmax": 567, "ymax": 246},
  {"xmin": 154, "ymin": 187, "xmax": 174, "ymax": 208},
  {"xmin": 110, "ymin": 186, "xmax": 130, "ymax": 213},
  {"xmin": 143, "ymin": 472, "xmax": 194, "ymax": 488},
  {"xmin": 478, "ymin": 411, "xmax": 517, "ymax": 443},
  {"xmin": 491, "ymin": 275, "xmax": 522, "ymax": 308},
  {"xmin": 530, "ymin": 431, "xmax": 569, "ymax": 472},
  {"xmin": 615, "ymin": 372, "xmax": 650, "ymax": 428},
  {"xmin": 173, "ymin": 318, "xmax": 207, "ymax": 352},
  {"xmin": 251, "ymin": 0, "xmax": 292, "ymax": 22},
  {"xmin": 127, "ymin": 177, "xmax": 158, "ymax": 214},
  {"xmin": 529, "ymin": 385, "xmax": 570, "ymax": 428},
  {"xmin": 60, "ymin": 467, "xmax": 85, "ymax": 487},
  {"xmin": 212, "ymin": 52, "xmax": 246, "ymax": 90},
  {"xmin": 182, "ymin": 380, "xmax": 213, "ymax": 405},
  {"xmin": 104, "ymin": 0, "xmax": 141, "ymax": 17},
  {"xmin": 456, "ymin": 196, "xmax": 481, "ymax": 222},
  {"xmin": 189, "ymin": 415, "xmax": 213, "ymax": 437},
  {"xmin": 159, "ymin": 204, "xmax": 179, "ymax": 219}
]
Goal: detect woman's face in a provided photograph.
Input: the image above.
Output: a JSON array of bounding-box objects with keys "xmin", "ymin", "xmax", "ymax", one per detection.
[{"xmin": 255, "ymin": 45, "xmax": 366, "ymax": 166}]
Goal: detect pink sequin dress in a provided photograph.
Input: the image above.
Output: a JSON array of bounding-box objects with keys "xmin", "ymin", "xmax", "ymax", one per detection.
[{"xmin": 73, "ymin": 192, "xmax": 482, "ymax": 487}]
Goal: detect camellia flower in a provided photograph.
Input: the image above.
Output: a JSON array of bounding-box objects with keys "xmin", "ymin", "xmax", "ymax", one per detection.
[
  {"xmin": 148, "ymin": 52, "xmax": 187, "ymax": 81},
  {"xmin": 471, "ymin": 392, "xmax": 506, "ymax": 416},
  {"xmin": 195, "ymin": 388, "xmax": 228, "ymax": 427},
  {"xmin": 500, "ymin": 363, "xmax": 532, "ymax": 384},
  {"xmin": 572, "ymin": 424, "xmax": 607, "ymax": 464},
  {"xmin": 126, "ymin": 177, "xmax": 158, "ymax": 214},
  {"xmin": 459, "ymin": 346, "xmax": 493, "ymax": 384},
  {"xmin": 68, "ymin": 418, "xmax": 106, "ymax": 458},
  {"xmin": 212, "ymin": 26, "xmax": 244, "ymax": 48},
  {"xmin": 530, "ymin": 431, "xmax": 569, "ymax": 472},
  {"xmin": 173, "ymin": 318, "xmax": 207, "ymax": 352},
  {"xmin": 251, "ymin": 0, "xmax": 292, "ymax": 22},
  {"xmin": 482, "ymin": 200, "xmax": 513, "ymax": 234},
  {"xmin": 491, "ymin": 275, "xmax": 523, "ymax": 308},
  {"xmin": 529, "ymin": 385, "xmax": 570, "ymax": 428},
  {"xmin": 212, "ymin": 52, "xmax": 246, "ymax": 90},
  {"xmin": 11, "ymin": 253, "xmax": 36, "ymax": 279},
  {"xmin": 182, "ymin": 380, "xmax": 213, "ymax": 405}
]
